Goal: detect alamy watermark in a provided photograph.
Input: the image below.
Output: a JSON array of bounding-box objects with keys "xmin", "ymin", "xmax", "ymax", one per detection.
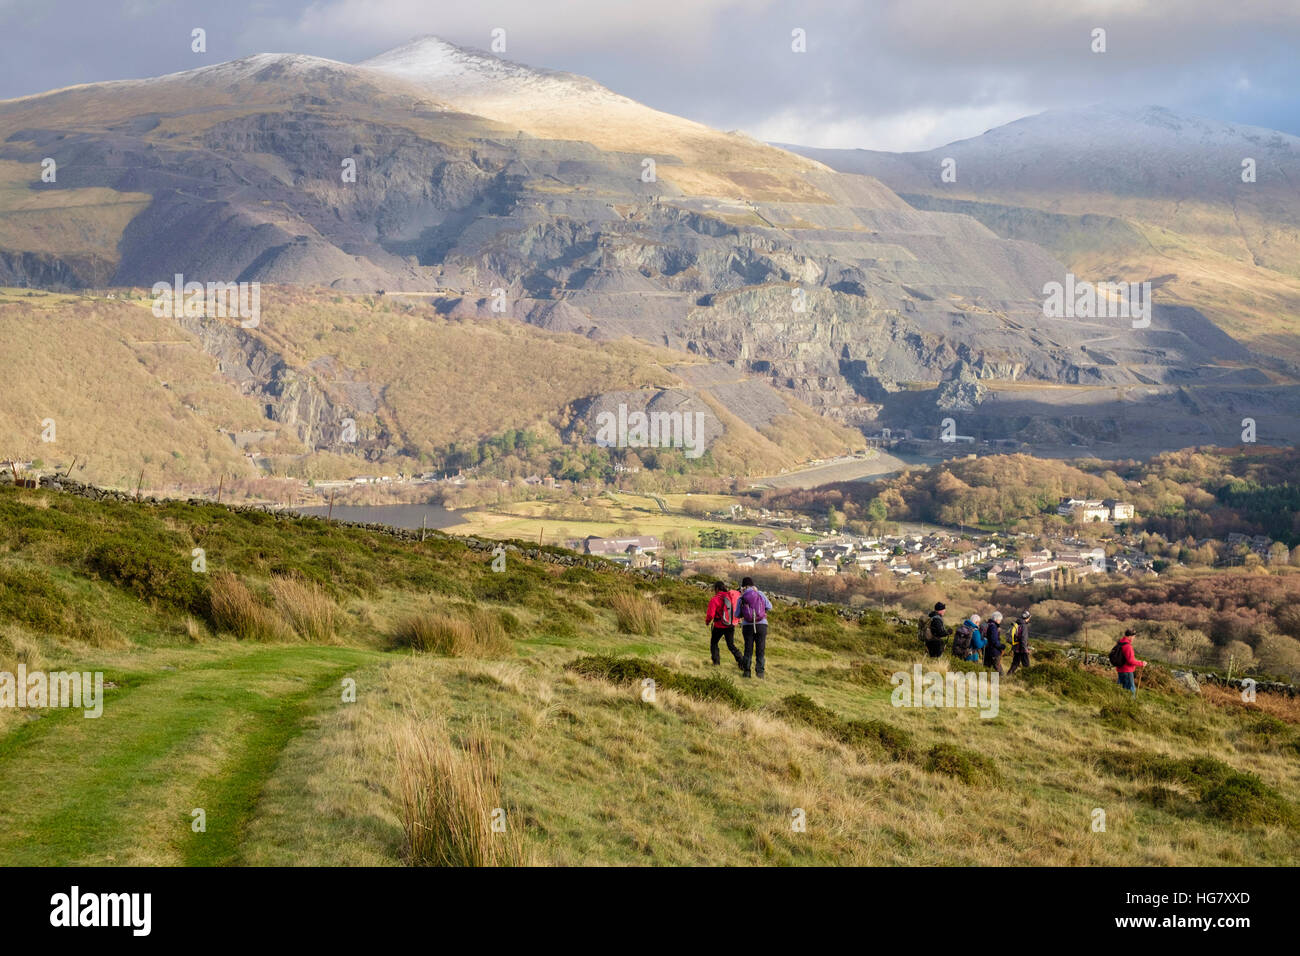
[
  {"xmin": 593, "ymin": 403, "xmax": 710, "ymax": 459},
  {"xmin": 891, "ymin": 663, "xmax": 999, "ymax": 718},
  {"xmin": 0, "ymin": 665, "xmax": 104, "ymax": 718},
  {"xmin": 1043, "ymin": 274, "xmax": 1150, "ymax": 329},
  {"xmin": 152, "ymin": 273, "xmax": 261, "ymax": 328}
]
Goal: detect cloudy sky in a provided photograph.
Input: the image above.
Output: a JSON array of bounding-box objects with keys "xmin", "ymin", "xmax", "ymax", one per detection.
[{"xmin": 2, "ymin": 0, "xmax": 1299, "ymax": 151}]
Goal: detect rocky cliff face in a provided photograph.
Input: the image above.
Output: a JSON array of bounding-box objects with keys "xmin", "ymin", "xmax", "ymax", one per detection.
[{"xmin": 177, "ymin": 316, "xmax": 392, "ymax": 458}]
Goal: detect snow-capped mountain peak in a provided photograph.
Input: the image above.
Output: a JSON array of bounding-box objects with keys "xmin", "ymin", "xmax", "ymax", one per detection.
[{"xmin": 361, "ymin": 35, "xmax": 624, "ymax": 107}]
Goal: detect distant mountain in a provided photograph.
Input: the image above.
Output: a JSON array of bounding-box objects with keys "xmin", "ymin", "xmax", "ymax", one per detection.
[
  {"xmin": 1, "ymin": 47, "xmax": 1297, "ymax": 463},
  {"xmin": 782, "ymin": 105, "xmax": 1300, "ymax": 367}
]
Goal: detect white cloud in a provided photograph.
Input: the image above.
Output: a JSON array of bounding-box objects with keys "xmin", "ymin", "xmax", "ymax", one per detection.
[
  {"xmin": 748, "ymin": 101, "xmax": 1039, "ymax": 152},
  {"xmin": 249, "ymin": 0, "xmax": 755, "ymax": 59}
]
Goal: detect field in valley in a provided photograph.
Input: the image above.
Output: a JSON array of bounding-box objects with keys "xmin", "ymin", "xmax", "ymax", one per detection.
[{"xmin": 441, "ymin": 491, "xmax": 807, "ymax": 552}]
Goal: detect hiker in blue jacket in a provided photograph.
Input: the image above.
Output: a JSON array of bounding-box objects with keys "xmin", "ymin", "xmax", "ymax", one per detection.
[
  {"xmin": 737, "ymin": 576, "xmax": 772, "ymax": 679},
  {"xmin": 969, "ymin": 615, "xmax": 987, "ymax": 663}
]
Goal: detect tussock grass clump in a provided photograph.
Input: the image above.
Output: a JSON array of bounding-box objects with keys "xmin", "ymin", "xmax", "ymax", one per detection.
[
  {"xmin": 0, "ymin": 564, "xmax": 72, "ymax": 635},
  {"xmin": 924, "ymin": 743, "xmax": 1000, "ymax": 786},
  {"xmin": 0, "ymin": 625, "xmax": 43, "ymax": 673},
  {"xmin": 269, "ymin": 576, "xmax": 337, "ymax": 643},
  {"xmin": 771, "ymin": 694, "xmax": 916, "ymax": 761},
  {"xmin": 653, "ymin": 586, "xmax": 703, "ymax": 614},
  {"xmin": 1016, "ymin": 662, "xmax": 1120, "ymax": 705},
  {"xmin": 473, "ymin": 569, "xmax": 542, "ymax": 604},
  {"xmin": 209, "ymin": 572, "xmax": 292, "ymax": 642},
  {"xmin": 1096, "ymin": 748, "xmax": 1294, "ymax": 827},
  {"xmin": 395, "ymin": 722, "xmax": 529, "ymax": 867},
  {"xmin": 1236, "ymin": 714, "xmax": 1292, "ymax": 751},
  {"xmin": 844, "ymin": 718, "xmax": 917, "ymax": 762},
  {"xmin": 781, "ymin": 605, "xmax": 862, "ymax": 652},
  {"xmin": 1170, "ymin": 718, "xmax": 1216, "ymax": 743},
  {"xmin": 85, "ymin": 534, "xmax": 210, "ymax": 616},
  {"xmin": 1139, "ymin": 785, "xmax": 1188, "ymax": 811},
  {"xmin": 611, "ymin": 591, "xmax": 662, "ymax": 636},
  {"xmin": 392, "ymin": 608, "xmax": 511, "ymax": 658},
  {"xmin": 1202, "ymin": 774, "xmax": 1296, "ymax": 829},
  {"xmin": 1098, "ymin": 699, "xmax": 1161, "ymax": 730},
  {"xmin": 772, "ymin": 693, "xmax": 842, "ymax": 737},
  {"xmin": 0, "ymin": 563, "xmax": 125, "ymax": 647},
  {"xmin": 1097, "ymin": 750, "xmax": 1234, "ymax": 795},
  {"xmin": 558, "ymin": 565, "xmax": 603, "ymax": 587},
  {"xmin": 566, "ymin": 655, "xmax": 748, "ymax": 709}
]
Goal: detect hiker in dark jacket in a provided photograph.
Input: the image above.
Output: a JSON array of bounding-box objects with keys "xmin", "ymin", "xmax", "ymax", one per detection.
[
  {"xmin": 983, "ymin": 611, "xmax": 1005, "ymax": 675},
  {"xmin": 1113, "ymin": 629, "xmax": 1147, "ymax": 696},
  {"xmin": 705, "ymin": 581, "xmax": 744, "ymax": 670},
  {"xmin": 925, "ymin": 603, "xmax": 950, "ymax": 658},
  {"xmin": 953, "ymin": 614, "xmax": 981, "ymax": 661},
  {"xmin": 738, "ymin": 576, "xmax": 772, "ymax": 678},
  {"xmin": 1006, "ymin": 611, "xmax": 1031, "ymax": 675}
]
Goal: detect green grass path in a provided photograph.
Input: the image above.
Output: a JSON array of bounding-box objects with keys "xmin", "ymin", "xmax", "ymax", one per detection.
[{"xmin": 0, "ymin": 645, "xmax": 379, "ymax": 865}]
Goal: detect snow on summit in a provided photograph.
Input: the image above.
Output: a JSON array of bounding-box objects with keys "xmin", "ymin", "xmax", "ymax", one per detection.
[{"xmin": 361, "ymin": 36, "xmax": 628, "ymax": 108}]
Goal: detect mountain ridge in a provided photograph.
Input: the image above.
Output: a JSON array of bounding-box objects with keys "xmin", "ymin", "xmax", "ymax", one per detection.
[{"xmin": 1, "ymin": 42, "xmax": 1297, "ymax": 460}]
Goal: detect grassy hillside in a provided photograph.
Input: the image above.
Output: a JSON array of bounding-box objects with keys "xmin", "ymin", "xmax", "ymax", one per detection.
[
  {"xmin": 0, "ymin": 481, "xmax": 1296, "ymax": 865},
  {"xmin": 0, "ymin": 287, "xmax": 858, "ymax": 489},
  {"xmin": 0, "ymin": 160, "xmax": 150, "ymax": 270}
]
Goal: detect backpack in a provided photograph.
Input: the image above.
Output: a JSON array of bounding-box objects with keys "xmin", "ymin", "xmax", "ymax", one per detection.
[
  {"xmin": 721, "ymin": 591, "xmax": 742, "ymax": 627},
  {"xmin": 1108, "ymin": 642, "xmax": 1127, "ymax": 668},
  {"xmin": 952, "ymin": 624, "xmax": 974, "ymax": 658},
  {"xmin": 917, "ymin": 616, "xmax": 930, "ymax": 644},
  {"xmin": 1005, "ymin": 621, "xmax": 1020, "ymax": 648}
]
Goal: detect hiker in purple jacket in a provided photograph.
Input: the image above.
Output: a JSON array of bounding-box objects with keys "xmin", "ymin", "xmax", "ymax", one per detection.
[{"xmin": 738, "ymin": 576, "xmax": 772, "ymax": 678}]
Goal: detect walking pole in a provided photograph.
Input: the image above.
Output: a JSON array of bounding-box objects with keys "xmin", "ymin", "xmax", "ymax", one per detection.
[
  {"xmin": 135, "ymin": 468, "xmax": 144, "ymax": 501},
  {"xmin": 327, "ymin": 488, "xmax": 336, "ymax": 521},
  {"xmin": 215, "ymin": 474, "xmax": 224, "ymax": 505}
]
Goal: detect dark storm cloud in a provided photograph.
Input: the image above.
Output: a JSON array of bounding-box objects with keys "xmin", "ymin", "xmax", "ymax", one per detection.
[{"xmin": 2, "ymin": 0, "xmax": 1298, "ymax": 150}]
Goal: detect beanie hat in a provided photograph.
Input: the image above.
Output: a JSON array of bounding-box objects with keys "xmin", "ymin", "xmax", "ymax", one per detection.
[{"xmin": 934, "ymin": 602, "xmax": 946, "ymax": 612}]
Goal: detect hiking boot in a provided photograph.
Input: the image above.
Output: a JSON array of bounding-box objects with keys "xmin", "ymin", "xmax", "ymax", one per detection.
[
  {"xmin": 740, "ymin": 671, "xmax": 751, "ymax": 678},
  {"xmin": 756, "ymin": 672, "xmax": 765, "ymax": 679}
]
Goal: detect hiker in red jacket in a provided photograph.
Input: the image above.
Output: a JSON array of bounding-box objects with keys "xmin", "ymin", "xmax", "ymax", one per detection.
[
  {"xmin": 1113, "ymin": 628, "xmax": 1147, "ymax": 696},
  {"xmin": 705, "ymin": 581, "xmax": 744, "ymax": 670}
]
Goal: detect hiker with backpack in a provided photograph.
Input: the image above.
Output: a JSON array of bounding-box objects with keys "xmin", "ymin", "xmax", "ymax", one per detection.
[
  {"xmin": 1110, "ymin": 628, "xmax": 1146, "ymax": 696},
  {"xmin": 952, "ymin": 614, "xmax": 981, "ymax": 662},
  {"xmin": 705, "ymin": 581, "xmax": 745, "ymax": 670},
  {"xmin": 1006, "ymin": 611, "xmax": 1032, "ymax": 675},
  {"xmin": 923, "ymin": 602, "xmax": 950, "ymax": 658},
  {"xmin": 982, "ymin": 611, "xmax": 1005, "ymax": 676},
  {"xmin": 738, "ymin": 576, "xmax": 772, "ymax": 679}
]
